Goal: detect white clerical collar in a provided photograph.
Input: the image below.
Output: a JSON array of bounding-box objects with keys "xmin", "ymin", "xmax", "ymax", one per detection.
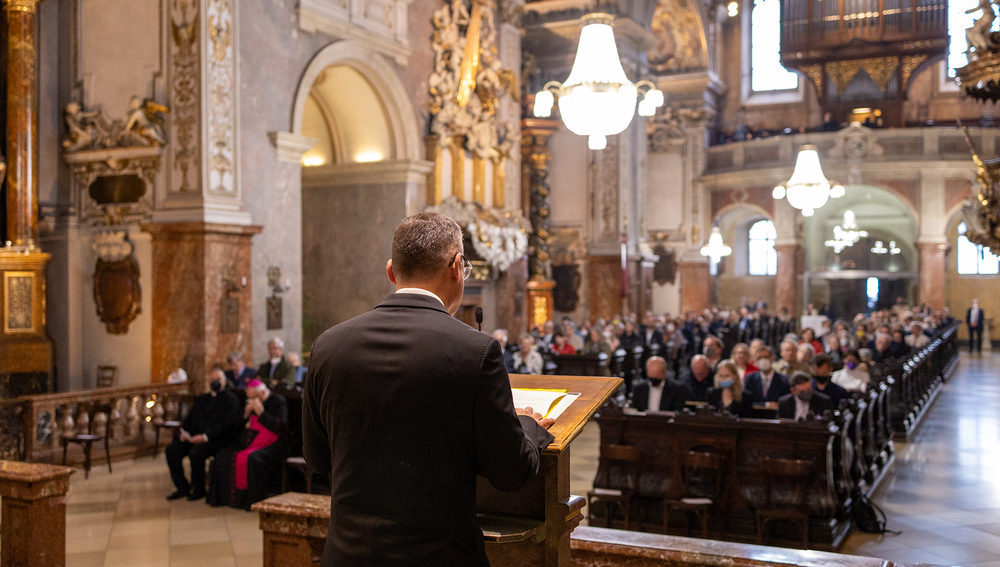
[{"xmin": 395, "ymin": 287, "xmax": 445, "ymax": 307}]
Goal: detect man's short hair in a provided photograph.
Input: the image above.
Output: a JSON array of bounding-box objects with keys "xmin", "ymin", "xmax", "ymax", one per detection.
[
  {"xmin": 210, "ymin": 363, "xmax": 227, "ymax": 373},
  {"xmin": 268, "ymin": 337, "xmax": 285, "ymax": 349},
  {"xmin": 790, "ymin": 371, "xmax": 812, "ymax": 388},
  {"xmin": 812, "ymin": 354, "xmax": 832, "ymax": 368},
  {"xmin": 227, "ymin": 352, "xmax": 243, "ymax": 363},
  {"xmin": 391, "ymin": 212, "xmax": 463, "ymax": 282},
  {"xmin": 492, "ymin": 329, "xmax": 508, "ymax": 341},
  {"xmin": 757, "ymin": 345, "xmax": 773, "ymax": 358}
]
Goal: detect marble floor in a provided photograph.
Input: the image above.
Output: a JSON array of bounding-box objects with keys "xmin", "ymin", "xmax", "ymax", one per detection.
[{"xmin": 63, "ymin": 351, "xmax": 998, "ymax": 566}]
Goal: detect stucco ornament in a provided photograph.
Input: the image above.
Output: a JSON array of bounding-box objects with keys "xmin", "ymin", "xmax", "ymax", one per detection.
[
  {"xmin": 63, "ymin": 98, "xmax": 169, "ymax": 152},
  {"xmin": 427, "ymin": 196, "xmax": 531, "ymax": 273},
  {"xmin": 648, "ymin": 0, "xmax": 708, "ymax": 73},
  {"xmin": 429, "ymin": 0, "xmax": 518, "ymax": 160}
]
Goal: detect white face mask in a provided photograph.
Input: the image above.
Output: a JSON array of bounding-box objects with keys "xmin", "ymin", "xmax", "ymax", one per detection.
[
  {"xmin": 270, "ymin": 357, "xmax": 281, "ymax": 365},
  {"xmin": 757, "ymin": 358, "xmax": 772, "ymax": 372}
]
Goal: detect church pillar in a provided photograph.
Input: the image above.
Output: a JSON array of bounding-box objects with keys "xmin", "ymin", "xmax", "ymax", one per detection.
[
  {"xmin": 145, "ymin": 222, "xmax": 261, "ymax": 392},
  {"xmin": 679, "ymin": 260, "xmax": 710, "ymax": 314},
  {"xmin": 522, "ymin": 117, "xmax": 559, "ymax": 328},
  {"xmin": 1, "ymin": 0, "xmax": 53, "ymax": 397},
  {"xmin": 917, "ymin": 241, "xmax": 947, "ymax": 309},
  {"xmin": 774, "ymin": 243, "xmax": 801, "ymax": 316}
]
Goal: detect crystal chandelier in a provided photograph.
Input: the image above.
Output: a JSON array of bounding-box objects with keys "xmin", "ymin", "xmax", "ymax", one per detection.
[
  {"xmin": 532, "ymin": 13, "xmax": 664, "ymax": 150},
  {"xmin": 871, "ymin": 240, "xmax": 900, "ymax": 255},
  {"xmin": 772, "ymin": 145, "xmax": 844, "ymax": 217},
  {"xmin": 824, "ymin": 210, "xmax": 868, "ymax": 253},
  {"xmin": 700, "ymin": 226, "xmax": 732, "ymax": 262}
]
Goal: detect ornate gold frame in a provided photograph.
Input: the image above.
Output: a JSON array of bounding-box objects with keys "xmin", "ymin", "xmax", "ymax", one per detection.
[{"xmin": 4, "ymin": 271, "xmax": 36, "ymax": 334}]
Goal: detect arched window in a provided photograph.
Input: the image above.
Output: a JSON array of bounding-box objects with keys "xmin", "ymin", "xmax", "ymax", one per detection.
[
  {"xmin": 948, "ymin": 0, "xmax": 999, "ymax": 78},
  {"xmin": 748, "ymin": 220, "xmax": 777, "ymax": 276},
  {"xmin": 957, "ymin": 222, "xmax": 1000, "ymax": 275},
  {"xmin": 750, "ymin": 0, "xmax": 798, "ymax": 92}
]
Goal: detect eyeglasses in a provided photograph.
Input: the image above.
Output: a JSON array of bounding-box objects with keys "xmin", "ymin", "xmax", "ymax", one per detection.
[{"xmin": 449, "ymin": 253, "xmax": 473, "ymax": 280}]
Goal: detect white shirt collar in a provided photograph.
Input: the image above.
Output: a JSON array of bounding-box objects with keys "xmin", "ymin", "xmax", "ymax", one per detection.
[{"xmin": 395, "ymin": 287, "xmax": 445, "ymax": 307}]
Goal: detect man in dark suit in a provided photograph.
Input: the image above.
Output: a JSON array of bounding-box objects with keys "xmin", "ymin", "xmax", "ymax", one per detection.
[
  {"xmin": 257, "ymin": 338, "xmax": 296, "ymax": 388},
  {"xmin": 810, "ymin": 354, "xmax": 848, "ymax": 408},
  {"xmin": 302, "ymin": 213, "xmax": 555, "ymax": 567},
  {"xmin": 778, "ymin": 372, "xmax": 832, "ymax": 420},
  {"xmin": 967, "ymin": 299, "xmax": 985, "ymax": 354},
  {"xmin": 679, "ymin": 354, "xmax": 714, "ymax": 403},
  {"xmin": 493, "ymin": 328, "xmax": 517, "ymax": 373},
  {"xmin": 639, "ymin": 312, "xmax": 665, "ymax": 356},
  {"xmin": 743, "ymin": 346, "xmax": 789, "ymax": 403},
  {"xmin": 225, "ymin": 352, "xmax": 256, "ymax": 389},
  {"xmin": 631, "ymin": 356, "xmax": 684, "ymax": 411},
  {"xmin": 165, "ymin": 366, "xmax": 240, "ymax": 501}
]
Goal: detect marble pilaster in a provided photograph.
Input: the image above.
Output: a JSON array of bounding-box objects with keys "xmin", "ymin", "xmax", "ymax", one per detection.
[
  {"xmin": 917, "ymin": 241, "xmax": 947, "ymax": 309},
  {"xmin": 144, "ymin": 222, "xmax": 261, "ymax": 392},
  {"xmin": 774, "ymin": 243, "xmax": 801, "ymax": 316},
  {"xmin": 679, "ymin": 260, "xmax": 711, "ymax": 314}
]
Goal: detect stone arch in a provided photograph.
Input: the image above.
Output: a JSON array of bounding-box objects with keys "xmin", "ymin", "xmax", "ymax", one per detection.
[{"xmin": 291, "ymin": 39, "xmax": 421, "ymax": 162}]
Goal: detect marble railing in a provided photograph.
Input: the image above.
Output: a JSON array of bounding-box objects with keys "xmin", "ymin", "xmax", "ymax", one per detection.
[
  {"xmin": 0, "ymin": 382, "xmax": 192, "ymax": 464},
  {"xmin": 702, "ymin": 126, "xmax": 996, "ymax": 180}
]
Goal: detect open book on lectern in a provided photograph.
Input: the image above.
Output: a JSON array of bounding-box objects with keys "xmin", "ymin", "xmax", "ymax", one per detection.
[{"xmin": 510, "ymin": 388, "xmax": 581, "ymax": 420}]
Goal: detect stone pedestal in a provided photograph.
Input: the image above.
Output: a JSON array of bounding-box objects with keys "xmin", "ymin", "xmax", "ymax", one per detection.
[
  {"xmin": 0, "ymin": 460, "xmax": 74, "ymax": 567},
  {"xmin": 527, "ymin": 279, "xmax": 555, "ymax": 331},
  {"xmin": 774, "ymin": 244, "xmax": 801, "ymax": 316},
  {"xmin": 917, "ymin": 241, "xmax": 947, "ymax": 310},
  {"xmin": 144, "ymin": 222, "xmax": 261, "ymax": 392},
  {"xmin": 678, "ymin": 261, "xmax": 710, "ymax": 314}
]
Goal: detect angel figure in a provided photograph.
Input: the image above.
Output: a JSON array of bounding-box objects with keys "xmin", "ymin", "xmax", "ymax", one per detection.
[
  {"xmin": 124, "ymin": 97, "xmax": 169, "ymax": 146},
  {"xmin": 63, "ymin": 102, "xmax": 102, "ymax": 152},
  {"xmin": 967, "ymin": 0, "xmax": 997, "ymax": 53}
]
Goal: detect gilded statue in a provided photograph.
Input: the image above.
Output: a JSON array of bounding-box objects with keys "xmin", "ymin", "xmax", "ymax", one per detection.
[
  {"xmin": 125, "ymin": 97, "xmax": 169, "ymax": 146},
  {"xmin": 648, "ymin": 0, "xmax": 707, "ymax": 73},
  {"xmin": 962, "ymin": 127, "xmax": 1000, "ymax": 255},
  {"xmin": 967, "ymin": 0, "xmax": 998, "ymax": 54}
]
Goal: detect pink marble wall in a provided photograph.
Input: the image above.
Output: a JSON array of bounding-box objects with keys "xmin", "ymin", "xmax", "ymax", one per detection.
[
  {"xmin": 679, "ymin": 262, "xmax": 711, "ymax": 314},
  {"xmin": 774, "ymin": 244, "xmax": 801, "ymax": 316},
  {"xmin": 918, "ymin": 242, "xmax": 947, "ymax": 310}
]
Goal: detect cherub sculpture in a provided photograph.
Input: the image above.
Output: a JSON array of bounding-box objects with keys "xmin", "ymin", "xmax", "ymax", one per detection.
[
  {"xmin": 967, "ymin": 0, "xmax": 997, "ymax": 53},
  {"xmin": 124, "ymin": 97, "xmax": 169, "ymax": 146},
  {"xmin": 63, "ymin": 102, "xmax": 103, "ymax": 151}
]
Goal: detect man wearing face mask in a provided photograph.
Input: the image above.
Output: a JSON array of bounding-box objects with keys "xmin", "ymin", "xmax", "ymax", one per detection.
[
  {"xmin": 810, "ymin": 354, "xmax": 848, "ymax": 408},
  {"xmin": 165, "ymin": 366, "xmax": 241, "ymax": 501},
  {"xmin": 631, "ymin": 356, "xmax": 684, "ymax": 411},
  {"xmin": 778, "ymin": 372, "xmax": 831, "ymax": 420},
  {"xmin": 743, "ymin": 346, "xmax": 790, "ymax": 403},
  {"xmin": 702, "ymin": 336, "xmax": 724, "ymax": 368}
]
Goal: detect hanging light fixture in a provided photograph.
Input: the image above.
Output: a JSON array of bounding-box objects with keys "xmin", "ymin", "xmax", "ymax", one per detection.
[
  {"xmin": 532, "ymin": 13, "xmax": 664, "ymax": 150},
  {"xmin": 700, "ymin": 226, "xmax": 732, "ymax": 262},
  {"xmin": 772, "ymin": 145, "xmax": 845, "ymax": 217},
  {"xmin": 871, "ymin": 240, "xmax": 901, "ymax": 255},
  {"xmin": 824, "ymin": 210, "xmax": 868, "ymax": 253}
]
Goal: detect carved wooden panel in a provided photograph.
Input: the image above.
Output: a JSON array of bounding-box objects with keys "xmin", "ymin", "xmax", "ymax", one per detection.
[
  {"xmin": 4, "ymin": 272, "xmax": 35, "ymax": 334},
  {"xmin": 93, "ymin": 256, "xmax": 142, "ymax": 335}
]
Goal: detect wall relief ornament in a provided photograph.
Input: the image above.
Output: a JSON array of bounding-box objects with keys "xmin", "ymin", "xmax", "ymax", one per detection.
[
  {"xmin": 206, "ymin": 0, "xmax": 236, "ymax": 194},
  {"xmin": 63, "ymin": 98, "xmax": 168, "ymax": 152},
  {"xmin": 826, "ymin": 57, "xmax": 897, "ymax": 94},
  {"xmin": 171, "ymin": 0, "xmax": 201, "ymax": 192},
  {"xmin": 426, "ymin": 196, "xmax": 531, "ymax": 274},
  {"xmin": 646, "ymin": 104, "xmax": 714, "ymax": 153},
  {"xmin": 648, "ymin": 0, "xmax": 708, "ymax": 74},
  {"xmin": 429, "ymin": 0, "xmax": 519, "ymax": 160},
  {"xmin": 828, "ymin": 122, "xmax": 885, "ymax": 160},
  {"xmin": 92, "ymin": 232, "xmax": 142, "ymax": 335}
]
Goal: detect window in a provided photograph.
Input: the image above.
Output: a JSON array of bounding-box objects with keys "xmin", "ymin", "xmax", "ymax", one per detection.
[
  {"xmin": 750, "ymin": 0, "xmax": 798, "ymax": 92},
  {"xmin": 748, "ymin": 220, "xmax": 777, "ymax": 276},
  {"xmin": 948, "ymin": 0, "xmax": 1000, "ymax": 79},
  {"xmin": 958, "ymin": 222, "xmax": 1000, "ymax": 275}
]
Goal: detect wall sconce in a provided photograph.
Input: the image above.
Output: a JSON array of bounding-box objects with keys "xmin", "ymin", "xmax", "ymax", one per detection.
[
  {"xmin": 220, "ymin": 265, "xmax": 246, "ymax": 334},
  {"xmin": 267, "ymin": 267, "xmax": 290, "ymax": 330}
]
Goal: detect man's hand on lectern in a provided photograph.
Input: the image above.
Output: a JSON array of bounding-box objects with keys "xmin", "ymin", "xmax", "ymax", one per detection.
[{"xmin": 515, "ymin": 406, "xmax": 556, "ymax": 430}]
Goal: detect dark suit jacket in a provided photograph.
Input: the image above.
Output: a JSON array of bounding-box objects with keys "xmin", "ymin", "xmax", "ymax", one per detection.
[
  {"xmin": 968, "ymin": 308, "xmax": 985, "ymax": 329},
  {"xmin": 257, "ymin": 357, "xmax": 296, "ymax": 388},
  {"xmin": 639, "ymin": 326, "xmax": 665, "ymax": 351},
  {"xmin": 707, "ymin": 388, "xmax": 756, "ymax": 418},
  {"xmin": 181, "ymin": 389, "xmax": 241, "ymax": 447},
  {"xmin": 632, "ymin": 379, "xmax": 685, "ymax": 411},
  {"xmin": 225, "ymin": 366, "xmax": 257, "ymax": 389},
  {"xmin": 302, "ymin": 293, "xmax": 554, "ymax": 567},
  {"xmin": 679, "ymin": 369, "xmax": 714, "ymax": 403},
  {"xmin": 743, "ymin": 370, "xmax": 790, "ymax": 403},
  {"xmin": 812, "ymin": 379, "xmax": 849, "ymax": 408},
  {"xmin": 777, "ymin": 391, "xmax": 832, "ymax": 419}
]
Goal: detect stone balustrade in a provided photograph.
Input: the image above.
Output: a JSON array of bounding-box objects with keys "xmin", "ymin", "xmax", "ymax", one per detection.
[{"xmin": 0, "ymin": 382, "xmax": 191, "ymax": 465}]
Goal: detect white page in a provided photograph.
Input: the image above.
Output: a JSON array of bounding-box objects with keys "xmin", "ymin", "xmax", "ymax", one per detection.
[{"xmin": 511, "ymin": 388, "xmax": 580, "ymax": 420}]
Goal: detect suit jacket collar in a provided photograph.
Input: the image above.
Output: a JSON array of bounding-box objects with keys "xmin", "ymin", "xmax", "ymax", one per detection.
[{"xmin": 376, "ymin": 293, "xmax": 451, "ymax": 315}]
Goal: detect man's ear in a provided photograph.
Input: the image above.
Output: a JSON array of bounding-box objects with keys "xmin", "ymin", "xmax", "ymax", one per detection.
[{"xmin": 387, "ymin": 259, "xmax": 397, "ymax": 286}]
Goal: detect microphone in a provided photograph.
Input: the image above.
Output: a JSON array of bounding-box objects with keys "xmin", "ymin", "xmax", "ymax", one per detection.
[{"xmin": 475, "ymin": 307, "xmax": 483, "ymax": 332}]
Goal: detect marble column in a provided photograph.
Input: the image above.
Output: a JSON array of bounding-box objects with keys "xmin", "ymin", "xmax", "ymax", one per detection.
[
  {"xmin": 1, "ymin": 0, "xmax": 52, "ymax": 394},
  {"xmin": 144, "ymin": 222, "xmax": 261, "ymax": 392},
  {"xmin": 521, "ymin": 118, "xmax": 560, "ymax": 282},
  {"xmin": 917, "ymin": 241, "xmax": 947, "ymax": 309},
  {"xmin": 678, "ymin": 261, "xmax": 710, "ymax": 314},
  {"xmin": 774, "ymin": 243, "xmax": 801, "ymax": 316}
]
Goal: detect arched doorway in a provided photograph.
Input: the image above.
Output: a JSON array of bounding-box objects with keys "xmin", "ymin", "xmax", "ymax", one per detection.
[
  {"xmin": 804, "ymin": 184, "xmax": 918, "ymax": 317},
  {"xmin": 292, "ymin": 41, "xmax": 431, "ymax": 348}
]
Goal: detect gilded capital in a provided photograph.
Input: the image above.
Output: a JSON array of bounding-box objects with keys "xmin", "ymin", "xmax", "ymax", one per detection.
[{"xmin": 5, "ymin": 0, "xmax": 40, "ymax": 13}]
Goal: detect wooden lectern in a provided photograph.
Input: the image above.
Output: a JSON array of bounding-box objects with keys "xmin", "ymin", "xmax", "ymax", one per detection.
[{"xmin": 253, "ymin": 374, "xmax": 621, "ymax": 567}]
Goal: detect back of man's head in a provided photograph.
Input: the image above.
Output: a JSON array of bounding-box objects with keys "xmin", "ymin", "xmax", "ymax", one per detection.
[
  {"xmin": 790, "ymin": 371, "xmax": 812, "ymax": 389},
  {"xmin": 391, "ymin": 212, "xmax": 462, "ymax": 283}
]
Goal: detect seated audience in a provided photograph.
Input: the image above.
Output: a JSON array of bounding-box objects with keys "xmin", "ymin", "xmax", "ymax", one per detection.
[
  {"xmin": 619, "ymin": 319, "xmax": 643, "ymax": 353},
  {"xmin": 640, "ymin": 312, "xmax": 665, "ymax": 355},
  {"xmin": 538, "ymin": 320, "xmax": 556, "ymax": 350},
  {"xmin": 631, "ymin": 356, "xmax": 684, "ymax": 412},
  {"xmin": 492, "ymin": 329, "xmax": 516, "ymax": 373},
  {"xmin": 800, "ymin": 328, "xmax": 824, "ymax": 354},
  {"xmin": 778, "ymin": 371, "xmax": 832, "ymax": 421},
  {"xmin": 561, "ymin": 317, "xmax": 585, "ymax": 351},
  {"xmin": 257, "ymin": 338, "xmax": 296, "ymax": 388},
  {"xmin": 796, "ymin": 343, "xmax": 816, "ymax": 368},
  {"xmin": 730, "ymin": 342, "xmax": 757, "ymax": 380},
  {"xmin": 512, "ymin": 335, "xmax": 543, "ymax": 374},
  {"xmin": 680, "ymin": 355, "xmax": 714, "ymax": 403},
  {"xmin": 871, "ymin": 334, "xmax": 896, "ymax": 364},
  {"xmin": 858, "ymin": 348, "xmax": 874, "ymax": 373},
  {"xmin": 748, "ymin": 338, "xmax": 765, "ymax": 361},
  {"xmin": 225, "ymin": 352, "xmax": 256, "ymax": 389},
  {"xmin": 286, "ymin": 352, "xmax": 307, "ymax": 384},
  {"xmin": 905, "ymin": 322, "xmax": 930, "ymax": 349},
  {"xmin": 811, "ymin": 354, "xmax": 849, "ymax": 408},
  {"xmin": 889, "ymin": 329, "xmax": 911, "ymax": 358},
  {"xmin": 708, "ymin": 359, "xmax": 755, "ymax": 418},
  {"xmin": 551, "ymin": 331, "xmax": 577, "ymax": 355},
  {"xmin": 832, "ymin": 351, "xmax": 869, "ymax": 392},
  {"xmin": 207, "ymin": 380, "xmax": 288, "ymax": 510},
  {"xmin": 773, "ymin": 339, "xmax": 801, "ymax": 376},
  {"xmin": 823, "ymin": 333, "xmax": 843, "ymax": 366},
  {"xmin": 166, "ymin": 366, "xmax": 241, "ymax": 501},
  {"xmin": 702, "ymin": 335, "xmax": 724, "ymax": 368},
  {"xmin": 743, "ymin": 346, "xmax": 790, "ymax": 403}
]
